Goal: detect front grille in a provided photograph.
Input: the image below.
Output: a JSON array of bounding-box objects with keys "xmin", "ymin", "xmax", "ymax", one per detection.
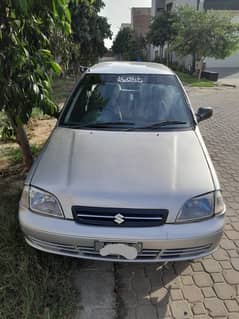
[
  {"xmin": 75, "ymin": 244, "xmax": 213, "ymax": 260},
  {"xmin": 72, "ymin": 206, "xmax": 168, "ymax": 227},
  {"xmin": 78, "ymin": 246, "xmax": 163, "ymax": 260},
  {"xmin": 27, "ymin": 236, "xmax": 214, "ymax": 261},
  {"xmin": 160, "ymin": 244, "xmax": 213, "ymax": 259}
]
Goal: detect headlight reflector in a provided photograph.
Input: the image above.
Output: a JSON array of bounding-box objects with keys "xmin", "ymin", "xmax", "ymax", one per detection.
[
  {"xmin": 215, "ymin": 191, "xmax": 225, "ymax": 215},
  {"xmin": 177, "ymin": 192, "xmax": 214, "ymax": 223},
  {"xmin": 29, "ymin": 187, "xmax": 64, "ymax": 218},
  {"xmin": 20, "ymin": 186, "xmax": 29, "ymax": 208}
]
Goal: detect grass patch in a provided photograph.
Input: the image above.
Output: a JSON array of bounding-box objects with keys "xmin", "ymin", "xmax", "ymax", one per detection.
[
  {"xmin": 4, "ymin": 144, "xmax": 42, "ymax": 165},
  {"xmin": 52, "ymin": 77, "xmax": 75, "ymax": 105},
  {"xmin": 0, "ymin": 178, "xmax": 77, "ymax": 319},
  {"xmin": 0, "ymin": 77, "xmax": 78, "ymax": 317},
  {"xmin": 176, "ymin": 71, "xmax": 216, "ymax": 87},
  {"xmin": 31, "ymin": 108, "xmax": 51, "ymax": 120}
]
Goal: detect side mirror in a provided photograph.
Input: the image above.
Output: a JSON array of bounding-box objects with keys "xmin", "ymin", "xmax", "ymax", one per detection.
[
  {"xmin": 80, "ymin": 65, "xmax": 88, "ymax": 73},
  {"xmin": 196, "ymin": 107, "xmax": 213, "ymax": 122}
]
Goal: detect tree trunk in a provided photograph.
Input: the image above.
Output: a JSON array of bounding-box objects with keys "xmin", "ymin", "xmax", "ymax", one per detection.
[
  {"xmin": 6, "ymin": 112, "xmax": 34, "ymax": 171},
  {"xmin": 196, "ymin": 0, "xmax": 200, "ymax": 10},
  {"xmin": 167, "ymin": 43, "xmax": 170, "ymax": 66},
  {"xmin": 198, "ymin": 68, "xmax": 202, "ymax": 80},
  {"xmin": 191, "ymin": 52, "xmax": 196, "ymax": 74},
  {"xmin": 197, "ymin": 58, "xmax": 204, "ymax": 80},
  {"xmin": 160, "ymin": 46, "xmax": 164, "ymax": 62},
  {"xmin": 15, "ymin": 123, "xmax": 33, "ymax": 170}
]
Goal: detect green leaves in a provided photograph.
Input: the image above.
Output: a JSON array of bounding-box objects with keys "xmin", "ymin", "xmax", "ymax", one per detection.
[
  {"xmin": 0, "ymin": 1, "xmax": 71, "ymax": 126},
  {"xmin": 69, "ymin": 0, "xmax": 112, "ymax": 67},
  {"xmin": 33, "ymin": 83, "xmax": 40, "ymax": 95},
  {"xmin": 39, "ymin": 49, "xmax": 52, "ymax": 57},
  {"xmin": 11, "ymin": 0, "xmax": 29, "ymax": 15},
  {"xmin": 49, "ymin": 61, "xmax": 62, "ymax": 74},
  {"xmin": 147, "ymin": 5, "xmax": 239, "ymax": 69},
  {"xmin": 112, "ymin": 27, "xmax": 146, "ymax": 61},
  {"xmin": 52, "ymin": 0, "xmax": 58, "ymax": 18},
  {"xmin": 172, "ymin": 6, "xmax": 239, "ymax": 61},
  {"xmin": 0, "ymin": 0, "xmax": 74, "ymax": 167},
  {"xmin": 148, "ymin": 11, "xmax": 178, "ymax": 48}
]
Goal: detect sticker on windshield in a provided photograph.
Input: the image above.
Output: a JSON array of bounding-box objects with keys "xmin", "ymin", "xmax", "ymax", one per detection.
[{"xmin": 117, "ymin": 76, "xmax": 143, "ymax": 83}]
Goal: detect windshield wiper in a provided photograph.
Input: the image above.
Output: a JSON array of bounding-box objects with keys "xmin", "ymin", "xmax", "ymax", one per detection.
[
  {"xmin": 63, "ymin": 121, "xmax": 136, "ymax": 129},
  {"xmin": 130, "ymin": 121, "xmax": 187, "ymax": 130},
  {"xmin": 62, "ymin": 121, "xmax": 188, "ymax": 130}
]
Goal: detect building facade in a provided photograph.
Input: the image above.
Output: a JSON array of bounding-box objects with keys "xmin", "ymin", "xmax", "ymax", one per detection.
[
  {"xmin": 131, "ymin": 7, "xmax": 151, "ymax": 37},
  {"xmin": 151, "ymin": 0, "xmax": 203, "ymax": 16},
  {"xmin": 155, "ymin": 1, "xmax": 239, "ymax": 13},
  {"xmin": 151, "ymin": 0, "xmax": 239, "ymax": 17},
  {"xmin": 120, "ymin": 23, "xmax": 131, "ymax": 31},
  {"xmin": 151, "ymin": 0, "xmax": 166, "ymax": 16},
  {"xmin": 205, "ymin": 0, "xmax": 239, "ymax": 11}
]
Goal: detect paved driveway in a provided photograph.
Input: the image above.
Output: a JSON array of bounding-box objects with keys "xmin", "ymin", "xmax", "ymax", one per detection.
[{"xmin": 74, "ymin": 86, "xmax": 239, "ymax": 319}]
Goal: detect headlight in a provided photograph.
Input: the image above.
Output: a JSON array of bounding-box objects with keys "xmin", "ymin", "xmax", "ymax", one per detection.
[
  {"xmin": 176, "ymin": 191, "xmax": 225, "ymax": 223},
  {"xmin": 29, "ymin": 187, "xmax": 64, "ymax": 218}
]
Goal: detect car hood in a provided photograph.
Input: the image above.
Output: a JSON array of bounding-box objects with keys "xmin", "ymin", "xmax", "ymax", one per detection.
[{"xmin": 31, "ymin": 127, "xmax": 215, "ymax": 221}]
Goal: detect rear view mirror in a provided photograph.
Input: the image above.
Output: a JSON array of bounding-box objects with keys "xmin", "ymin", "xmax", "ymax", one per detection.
[{"xmin": 196, "ymin": 107, "xmax": 213, "ymax": 122}]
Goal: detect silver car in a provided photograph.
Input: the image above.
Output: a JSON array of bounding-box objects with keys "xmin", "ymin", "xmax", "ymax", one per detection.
[{"xmin": 19, "ymin": 62, "xmax": 225, "ymax": 262}]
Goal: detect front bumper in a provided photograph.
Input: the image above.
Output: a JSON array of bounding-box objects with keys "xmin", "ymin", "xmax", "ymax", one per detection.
[{"xmin": 19, "ymin": 208, "xmax": 224, "ymax": 262}]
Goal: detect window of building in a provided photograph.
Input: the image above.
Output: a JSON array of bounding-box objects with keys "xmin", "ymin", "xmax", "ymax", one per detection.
[{"xmin": 166, "ymin": 3, "xmax": 173, "ymax": 12}]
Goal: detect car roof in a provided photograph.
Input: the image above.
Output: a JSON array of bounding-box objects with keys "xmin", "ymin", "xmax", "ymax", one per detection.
[{"xmin": 87, "ymin": 61, "xmax": 174, "ymax": 75}]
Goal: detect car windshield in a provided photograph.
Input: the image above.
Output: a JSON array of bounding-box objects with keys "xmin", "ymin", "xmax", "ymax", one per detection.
[{"xmin": 60, "ymin": 74, "xmax": 193, "ymax": 130}]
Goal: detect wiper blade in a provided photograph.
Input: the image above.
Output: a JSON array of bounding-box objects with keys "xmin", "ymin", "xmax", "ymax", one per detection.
[
  {"xmin": 131, "ymin": 121, "xmax": 187, "ymax": 130},
  {"xmin": 62, "ymin": 121, "xmax": 187, "ymax": 130},
  {"xmin": 63, "ymin": 121, "xmax": 136, "ymax": 129}
]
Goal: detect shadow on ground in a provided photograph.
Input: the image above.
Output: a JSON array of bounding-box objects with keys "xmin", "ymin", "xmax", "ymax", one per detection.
[
  {"xmin": 73, "ymin": 259, "xmax": 189, "ymax": 319},
  {"xmin": 115, "ymin": 261, "xmax": 189, "ymax": 319}
]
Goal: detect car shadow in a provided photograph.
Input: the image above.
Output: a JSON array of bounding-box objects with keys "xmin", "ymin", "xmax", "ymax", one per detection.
[
  {"xmin": 73, "ymin": 259, "xmax": 191, "ymax": 318},
  {"xmin": 115, "ymin": 260, "xmax": 190, "ymax": 318}
]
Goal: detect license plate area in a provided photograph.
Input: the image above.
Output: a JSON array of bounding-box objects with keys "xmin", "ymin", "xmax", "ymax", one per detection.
[{"xmin": 95, "ymin": 241, "xmax": 143, "ymax": 260}]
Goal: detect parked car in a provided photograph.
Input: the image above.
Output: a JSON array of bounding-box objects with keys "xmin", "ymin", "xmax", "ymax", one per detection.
[{"xmin": 19, "ymin": 62, "xmax": 225, "ymax": 262}]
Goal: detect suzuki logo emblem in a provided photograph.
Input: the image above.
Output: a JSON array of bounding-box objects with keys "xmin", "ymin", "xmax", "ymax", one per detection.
[{"xmin": 114, "ymin": 213, "xmax": 125, "ymax": 225}]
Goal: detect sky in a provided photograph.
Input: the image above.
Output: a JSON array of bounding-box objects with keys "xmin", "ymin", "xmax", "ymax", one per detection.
[{"xmin": 100, "ymin": 0, "xmax": 152, "ymax": 48}]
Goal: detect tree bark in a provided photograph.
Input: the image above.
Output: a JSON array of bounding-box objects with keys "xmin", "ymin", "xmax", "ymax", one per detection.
[
  {"xmin": 198, "ymin": 67, "xmax": 202, "ymax": 80},
  {"xmin": 191, "ymin": 52, "xmax": 196, "ymax": 74},
  {"xmin": 167, "ymin": 43, "xmax": 170, "ymax": 66},
  {"xmin": 15, "ymin": 123, "xmax": 33, "ymax": 170},
  {"xmin": 197, "ymin": 58, "xmax": 204, "ymax": 80},
  {"xmin": 6, "ymin": 112, "xmax": 34, "ymax": 171},
  {"xmin": 196, "ymin": 0, "xmax": 200, "ymax": 10},
  {"xmin": 160, "ymin": 46, "xmax": 164, "ymax": 62}
]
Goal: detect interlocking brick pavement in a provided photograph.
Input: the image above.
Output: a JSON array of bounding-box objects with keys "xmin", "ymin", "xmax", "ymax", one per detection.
[{"xmin": 114, "ymin": 86, "xmax": 239, "ymax": 319}]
